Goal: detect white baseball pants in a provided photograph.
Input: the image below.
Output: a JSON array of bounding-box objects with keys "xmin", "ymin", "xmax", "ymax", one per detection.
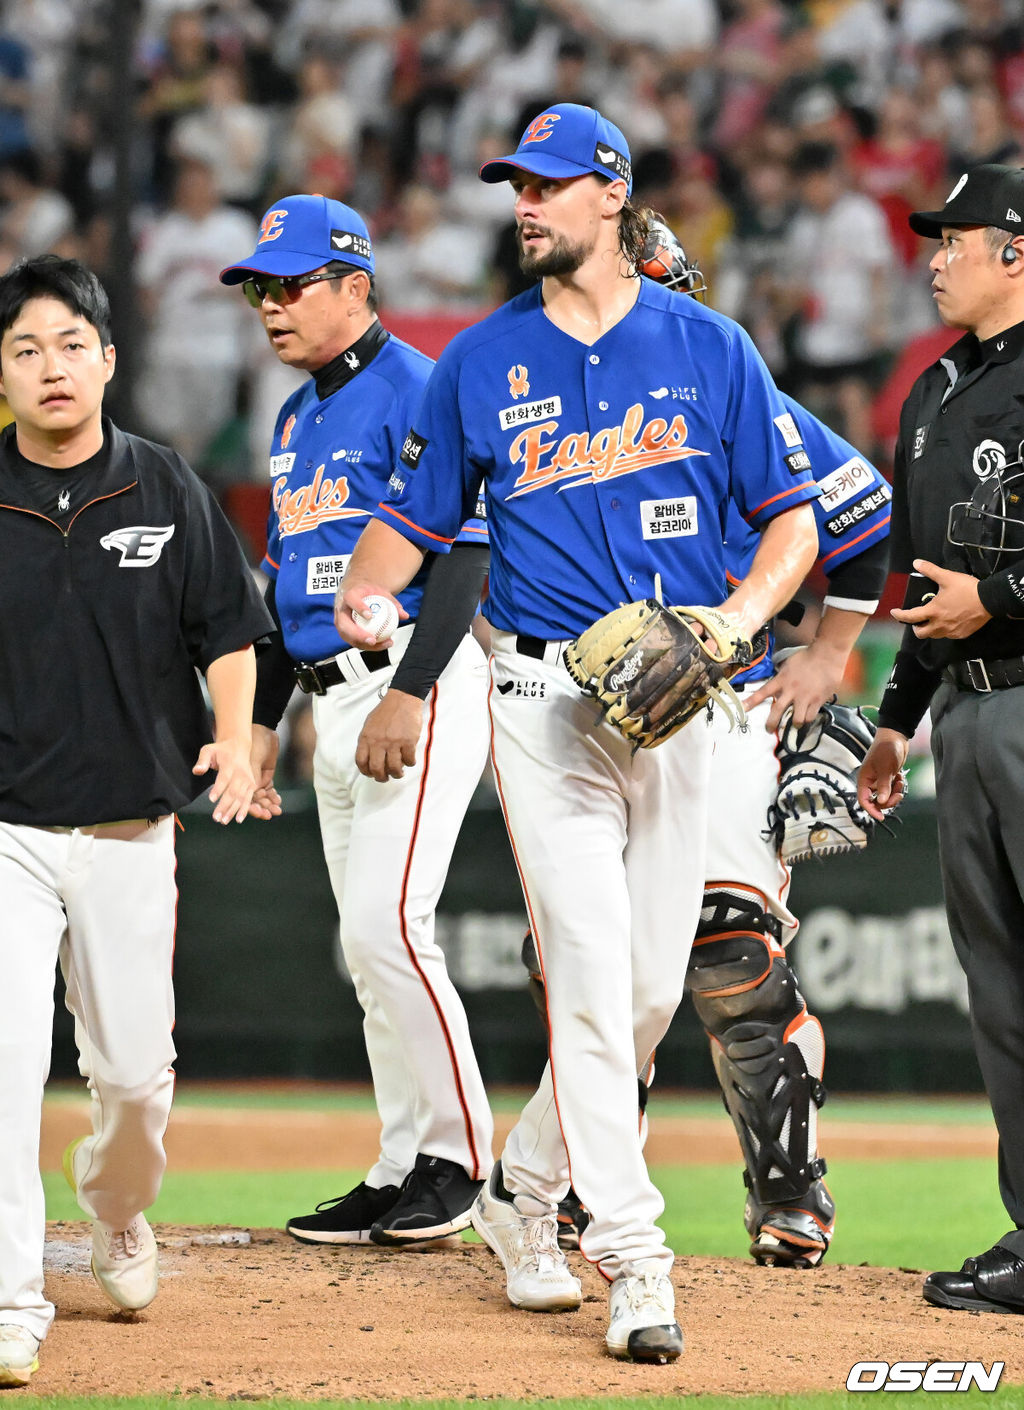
[
  {"xmin": 0, "ymin": 816, "xmax": 177, "ymax": 1341},
  {"xmin": 487, "ymin": 630, "xmax": 712, "ymax": 1281},
  {"xmin": 705, "ymin": 695, "xmax": 796, "ymax": 935},
  {"xmin": 312, "ymin": 632, "xmax": 493, "ymax": 1186}
]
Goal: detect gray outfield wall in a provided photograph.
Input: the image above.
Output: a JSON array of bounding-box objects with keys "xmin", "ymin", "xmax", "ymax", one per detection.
[{"xmin": 50, "ymin": 791, "xmax": 975, "ymax": 1092}]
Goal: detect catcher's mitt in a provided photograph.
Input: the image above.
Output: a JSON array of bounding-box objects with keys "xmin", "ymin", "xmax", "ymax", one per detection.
[
  {"xmin": 563, "ymin": 600, "xmax": 753, "ymax": 749},
  {"xmin": 765, "ymin": 701, "xmax": 879, "ymax": 863}
]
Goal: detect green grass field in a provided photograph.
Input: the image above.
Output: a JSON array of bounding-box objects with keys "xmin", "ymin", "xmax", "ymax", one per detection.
[{"xmin": 32, "ymin": 1088, "xmax": 1020, "ymax": 1410}]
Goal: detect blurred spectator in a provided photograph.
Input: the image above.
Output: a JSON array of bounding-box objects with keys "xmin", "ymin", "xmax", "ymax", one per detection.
[
  {"xmin": 275, "ymin": 0, "xmax": 401, "ymax": 131},
  {"xmin": 134, "ymin": 157, "xmax": 256, "ymax": 474},
  {"xmin": 138, "ymin": 7, "xmax": 215, "ymax": 202},
  {"xmin": 374, "ymin": 182, "xmax": 488, "ymax": 313},
  {"xmin": 714, "ymin": 154, "xmax": 797, "ymax": 362},
  {"xmin": 777, "ymin": 140, "xmax": 894, "ymax": 451},
  {"xmin": 0, "ymin": 149, "xmax": 74, "ymax": 256},
  {"xmin": 913, "ymin": 44, "xmax": 971, "ymax": 147},
  {"xmin": 276, "ymin": 53, "xmax": 357, "ymax": 201},
  {"xmin": 544, "ymin": 0, "xmax": 718, "ymax": 64},
  {"xmin": 390, "ymin": 0, "xmax": 501, "ymax": 186},
  {"xmin": 948, "ymin": 86, "xmax": 1024, "ymax": 172},
  {"xmin": 851, "ymin": 88, "xmax": 947, "ymax": 266},
  {"xmin": 509, "ymin": 35, "xmax": 596, "ymax": 141},
  {"xmin": 709, "ymin": 0, "xmax": 788, "ymax": 156},
  {"xmin": 0, "ymin": 18, "xmax": 31, "ymax": 161},
  {"xmin": 170, "ymin": 60, "xmax": 272, "ymax": 212}
]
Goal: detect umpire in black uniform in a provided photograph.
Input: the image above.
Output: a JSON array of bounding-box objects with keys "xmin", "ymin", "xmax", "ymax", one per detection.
[{"xmin": 860, "ymin": 164, "xmax": 1024, "ymax": 1314}]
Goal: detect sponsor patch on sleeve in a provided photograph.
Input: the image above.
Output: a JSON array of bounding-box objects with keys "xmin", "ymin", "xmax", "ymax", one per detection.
[
  {"xmin": 387, "ymin": 472, "xmax": 406, "ymax": 497},
  {"xmin": 824, "ymin": 487, "xmax": 891, "ymax": 537},
  {"xmin": 817, "ymin": 455, "xmax": 885, "ymax": 509},
  {"xmin": 306, "ymin": 554, "xmax": 351, "ymax": 594},
  {"xmin": 785, "ymin": 450, "xmax": 811, "ymax": 474},
  {"xmin": 640, "ymin": 496, "xmax": 697, "ymax": 540},
  {"xmin": 400, "ymin": 429, "xmax": 428, "ymax": 469},
  {"xmin": 774, "ymin": 412, "xmax": 802, "ymax": 448}
]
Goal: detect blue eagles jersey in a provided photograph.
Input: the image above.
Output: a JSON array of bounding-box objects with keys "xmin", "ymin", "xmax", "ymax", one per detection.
[
  {"xmin": 378, "ymin": 280, "xmax": 819, "ymax": 639},
  {"xmin": 727, "ymin": 393, "xmax": 891, "ymax": 686},
  {"xmin": 263, "ymin": 333, "xmax": 487, "ymax": 663}
]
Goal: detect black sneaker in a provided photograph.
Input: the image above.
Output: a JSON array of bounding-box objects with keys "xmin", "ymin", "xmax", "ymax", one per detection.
[
  {"xmin": 370, "ymin": 1154, "xmax": 483, "ymax": 1246},
  {"xmin": 556, "ymin": 1187, "xmax": 591, "ymax": 1251},
  {"xmin": 286, "ymin": 1182, "xmax": 400, "ymax": 1245}
]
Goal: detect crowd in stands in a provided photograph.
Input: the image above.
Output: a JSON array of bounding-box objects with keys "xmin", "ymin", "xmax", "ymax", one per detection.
[
  {"xmin": 0, "ymin": 0, "xmax": 1020, "ymax": 478},
  {"xmin": 1, "ymin": 0, "xmax": 1020, "ymax": 777}
]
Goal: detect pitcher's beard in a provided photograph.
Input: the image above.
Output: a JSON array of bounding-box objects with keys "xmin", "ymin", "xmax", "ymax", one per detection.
[{"xmin": 518, "ymin": 229, "xmax": 591, "ymax": 278}]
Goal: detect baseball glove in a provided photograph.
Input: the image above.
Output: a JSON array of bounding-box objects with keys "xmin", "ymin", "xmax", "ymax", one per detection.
[
  {"xmin": 563, "ymin": 600, "xmax": 753, "ymax": 749},
  {"xmin": 765, "ymin": 701, "xmax": 879, "ymax": 863}
]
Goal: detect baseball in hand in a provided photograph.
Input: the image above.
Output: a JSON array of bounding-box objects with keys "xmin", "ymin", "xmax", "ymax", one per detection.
[{"xmin": 353, "ymin": 594, "xmax": 400, "ymax": 643}]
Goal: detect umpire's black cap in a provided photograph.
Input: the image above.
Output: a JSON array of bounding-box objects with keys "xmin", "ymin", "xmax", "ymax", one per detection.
[{"xmin": 909, "ymin": 164, "xmax": 1024, "ymax": 238}]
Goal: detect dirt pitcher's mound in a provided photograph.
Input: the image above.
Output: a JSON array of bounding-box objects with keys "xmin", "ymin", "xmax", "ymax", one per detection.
[{"xmin": 40, "ymin": 1223, "xmax": 1022, "ymax": 1399}]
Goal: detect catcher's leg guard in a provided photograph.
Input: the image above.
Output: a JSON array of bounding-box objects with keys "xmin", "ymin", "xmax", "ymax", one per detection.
[{"xmin": 686, "ymin": 885, "xmax": 834, "ymax": 1268}]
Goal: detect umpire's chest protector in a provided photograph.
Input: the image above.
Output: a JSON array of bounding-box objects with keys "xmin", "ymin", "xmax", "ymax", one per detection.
[{"xmin": 898, "ymin": 339, "xmax": 1024, "ymax": 572}]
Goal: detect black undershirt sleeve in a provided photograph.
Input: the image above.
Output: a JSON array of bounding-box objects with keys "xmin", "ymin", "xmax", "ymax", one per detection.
[
  {"xmin": 825, "ymin": 534, "xmax": 890, "ymax": 606},
  {"xmin": 389, "ymin": 542, "xmax": 490, "ymax": 699},
  {"xmin": 876, "ymin": 616, "xmax": 943, "ymax": 739},
  {"xmin": 253, "ymin": 578, "xmax": 299, "ymax": 729}
]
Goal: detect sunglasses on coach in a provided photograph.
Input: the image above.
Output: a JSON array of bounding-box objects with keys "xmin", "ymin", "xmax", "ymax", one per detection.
[{"xmin": 241, "ymin": 270, "xmax": 353, "ymax": 308}]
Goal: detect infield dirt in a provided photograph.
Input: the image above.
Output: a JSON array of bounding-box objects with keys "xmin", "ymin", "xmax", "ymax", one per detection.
[{"xmin": 36, "ymin": 1099, "xmax": 1022, "ymax": 1399}]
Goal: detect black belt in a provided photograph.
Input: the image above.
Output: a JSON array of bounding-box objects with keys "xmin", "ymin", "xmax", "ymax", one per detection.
[
  {"xmin": 945, "ymin": 655, "xmax": 1024, "ymax": 693},
  {"xmin": 295, "ymin": 650, "xmax": 392, "ymax": 695},
  {"xmin": 516, "ymin": 634, "xmax": 548, "ymax": 659}
]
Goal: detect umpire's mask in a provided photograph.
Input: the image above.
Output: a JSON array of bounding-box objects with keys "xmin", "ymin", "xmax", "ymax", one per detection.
[{"xmin": 948, "ymin": 440, "xmax": 1024, "ymax": 577}]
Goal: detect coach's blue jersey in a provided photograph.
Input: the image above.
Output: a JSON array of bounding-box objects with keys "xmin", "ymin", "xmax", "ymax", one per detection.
[
  {"xmin": 263, "ymin": 333, "xmax": 487, "ymax": 663},
  {"xmin": 728, "ymin": 394, "xmax": 891, "ymax": 686},
  {"xmin": 379, "ymin": 280, "xmax": 819, "ymax": 639}
]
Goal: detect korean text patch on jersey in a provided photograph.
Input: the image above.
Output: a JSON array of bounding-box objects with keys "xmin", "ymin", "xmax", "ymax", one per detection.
[
  {"xmin": 824, "ymin": 486, "xmax": 891, "ymax": 537},
  {"xmin": 817, "ymin": 456, "xmax": 886, "ymax": 511},
  {"xmin": 499, "ymin": 395, "xmax": 562, "ymax": 431},
  {"xmin": 774, "ymin": 412, "xmax": 802, "ymax": 448},
  {"xmin": 785, "ymin": 450, "xmax": 811, "ymax": 475},
  {"xmin": 306, "ymin": 554, "xmax": 350, "ymax": 594},
  {"xmin": 401, "ymin": 429, "xmax": 428, "ymax": 469},
  {"xmin": 641, "ymin": 496, "xmax": 697, "ymax": 539},
  {"xmin": 270, "ymin": 452, "xmax": 295, "ymax": 477}
]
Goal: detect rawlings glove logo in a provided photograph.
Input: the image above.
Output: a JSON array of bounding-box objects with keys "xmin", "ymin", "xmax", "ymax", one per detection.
[{"xmin": 608, "ymin": 651, "xmax": 644, "ymax": 691}]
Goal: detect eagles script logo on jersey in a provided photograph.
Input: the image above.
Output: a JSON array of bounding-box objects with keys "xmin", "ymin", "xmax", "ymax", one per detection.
[
  {"xmin": 506, "ymin": 403, "xmax": 709, "ymax": 499},
  {"xmin": 100, "ymin": 525, "xmax": 176, "ymax": 566}
]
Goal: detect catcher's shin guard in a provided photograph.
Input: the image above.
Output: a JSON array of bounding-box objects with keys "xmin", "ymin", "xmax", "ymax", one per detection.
[{"xmin": 686, "ymin": 885, "xmax": 834, "ymax": 1267}]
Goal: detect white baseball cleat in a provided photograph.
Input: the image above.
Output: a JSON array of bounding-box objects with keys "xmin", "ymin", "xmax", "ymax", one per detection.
[
  {"xmin": 64, "ymin": 1136, "xmax": 159, "ymax": 1310},
  {"xmin": 471, "ymin": 1164, "xmax": 582, "ymax": 1312},
  {"xmin": 91, "ymin": 1214, "xmax": 160, "ymax": 1311},
  {"xmin": 0, "ymin": 1324, "xmax": 40, "ymax": 1386},
  {"xmin": 605, "ymin": 1269, "xmax": 683, "ymax": 1363}
]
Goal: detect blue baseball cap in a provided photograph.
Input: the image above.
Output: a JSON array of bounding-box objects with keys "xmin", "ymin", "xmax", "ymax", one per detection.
[
  {"xmin": 219, "ymin": 194, "xmax": 374, "ymax": 284},
  {"xmin": 479, "ymin": 103, "xmax": 632, "ymax": 197}
]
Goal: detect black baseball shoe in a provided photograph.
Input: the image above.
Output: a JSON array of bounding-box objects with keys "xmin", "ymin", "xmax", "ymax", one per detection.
[
  {"xmin": 924, "ymin": 1241, "xmax": 1024, "ymax": 1313},
  {"xmin": 745, "ymin": 1176, "xmax": 835, "ymax": 1268},
  {"xmin": 286, "ymin": 1181, "xmax": 400, "ymax": 1245},
  {"xmin": 556, "ymin": 1187, "xmax": 591, "ymax": 1252},
  {"xmin": 370, "ymin": 1154, "xmax": 483, "ymax": 1246}
]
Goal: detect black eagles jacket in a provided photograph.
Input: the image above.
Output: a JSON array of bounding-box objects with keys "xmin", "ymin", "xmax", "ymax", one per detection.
[{"xmin": 0, "ymin": 419, "xmax": 272, "ymax": 825}]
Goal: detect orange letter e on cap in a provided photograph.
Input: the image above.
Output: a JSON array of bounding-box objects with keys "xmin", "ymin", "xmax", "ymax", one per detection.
[{"xmin": 259, "ymin": 209, "xmax": 288, "ymax": 244}]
